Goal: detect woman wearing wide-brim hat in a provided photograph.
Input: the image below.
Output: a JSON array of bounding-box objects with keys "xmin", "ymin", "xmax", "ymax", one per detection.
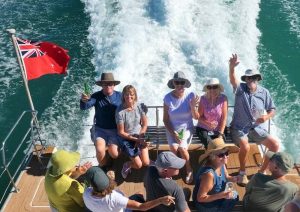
[
  {"xmin": 192, "ymin": 138, "xmax": 240, "ymax": 212},
  {"xmin": 80, "ymin": 72, "xmax": 122, "ymax": 167},
  {"xmin": 163, "ymin": 71, "xmax": 199, "ymax": 184},
  {"xmin": 44, "ymin": 149, "xmax": 92, "ymax": 212},
  {"xmin": 194, "ymin": 78, "xmax": 228, "ymax": 149}
]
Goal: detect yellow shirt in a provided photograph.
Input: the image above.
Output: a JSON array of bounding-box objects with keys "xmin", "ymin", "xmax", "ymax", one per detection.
[{"xmin": 44, "ymin": 169, "xmax": 84, "ymax": 212}]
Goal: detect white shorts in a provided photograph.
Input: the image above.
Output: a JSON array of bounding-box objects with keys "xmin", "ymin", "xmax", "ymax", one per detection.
[{"xmin": 166, "ymin": 129, "xmax": 193, "ymax": 149}]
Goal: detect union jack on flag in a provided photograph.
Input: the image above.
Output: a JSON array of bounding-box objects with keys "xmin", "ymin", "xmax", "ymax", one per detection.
[
  {"xmin": 15, "ymin": 37, "xmax": 70, "ymax": 80},
  {"xmin": 16, "ymin": 38, "xmax": 45, "ymax": 59}
]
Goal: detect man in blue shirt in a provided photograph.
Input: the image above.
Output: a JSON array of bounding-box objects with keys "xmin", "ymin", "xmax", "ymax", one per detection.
[
  {"xmin": 80, "ymin": 72, "xmax": 122, "ymax": 166},
  {"xmin": 229, "ymin": 54, "xmax": 279, "ymax": 186}
]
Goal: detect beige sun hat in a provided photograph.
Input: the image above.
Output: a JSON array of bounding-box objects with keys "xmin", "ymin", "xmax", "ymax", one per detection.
[
  {"xmin": 241, "ymin": 69, "xmax": 262, "ymax": 82},
  {"xmin": 198, "ymin": 137, "xmax": 239, "ymax": 164},
  {"xmin": 95, "ymin": 72, "xmax": 121, "ymax": 86},
  {"xmin": 203, "ymin": 78, "xmax": 224, "ymax": 92},
  {"xmin": 167, "ymin": 71, "xmax": 191, "ymax": 89}
]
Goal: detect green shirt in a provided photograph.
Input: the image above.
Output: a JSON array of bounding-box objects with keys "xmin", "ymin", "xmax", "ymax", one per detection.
[
  {"xmin": 44, "ymin": 169, "xmax": 85, "ymax": 212},
  {"xmin": 243, "ymin": 173, "xmax": 298, "ymax": 212}
]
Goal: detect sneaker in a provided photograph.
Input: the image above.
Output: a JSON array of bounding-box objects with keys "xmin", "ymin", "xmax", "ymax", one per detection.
[
  {"xmin": 186, "ymin": 171, "xmax": 193, "ymax": 184},
  {"xmin": 121, "ymin": 162, "xmax": 131, "ymax": 179},
  {"xmin": 237, "ymin": 174, "xmax": 249, "ymax": 187}
]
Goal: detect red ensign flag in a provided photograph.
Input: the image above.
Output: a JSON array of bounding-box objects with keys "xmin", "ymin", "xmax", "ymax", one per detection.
[{"xmin": 16, "ymin": 37, "xmax": 70, "ymax": 80}]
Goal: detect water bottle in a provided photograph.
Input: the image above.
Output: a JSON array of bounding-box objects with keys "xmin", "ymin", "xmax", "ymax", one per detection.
[
  {"xmin": 225, "ymin": 182, "xmax": 237, "ymax": 199},
  {"xmin": 225, "ymin": 182, "xmax": 234, "ymax": 192},
  {"xmin": 178, "ymin": 129, "xmax": 184, "ymax": 140},
  {"xmin": 83, "ymin": 81, "xmax": 90, "ymax": 96}
]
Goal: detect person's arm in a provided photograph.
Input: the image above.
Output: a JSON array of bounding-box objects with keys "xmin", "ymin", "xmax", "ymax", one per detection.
[
  {"xmin": 229, "ymin": 54, "xmax": 240, "ymax": 90},
  {"xmin": 70, "ymin": 162, "xmax": 93, "ymax": 179},
  {"xmin": 256, "ymin": 109, "xmax": 275, "ymax": 124},
  {"xmin": 224, "ymin": 166, "xmax": 238, "ymax": 182},
  {"xmin": 219, "ymin": 96, "xmax": 228, "ymax": 134},
  {"xmin": 163, "ymin": 104, "xmax": 180, "ymax": 143},
  {"xmin": 126, "ymin": 195, "xmax": 175, "ymax": 211},
  {"xmin": 197, "ymin": 172, "xmax": 230, "ymax": 202},
  {"xmin": 139, "ymin": 114, "xmax": 148, "ymax": 135},
  {"xmin": 80, "ymin": 93, "xmax": 96, "ymax": 110},
  {"xmin": 189, "ymin": 94, "xmax": 200, "ymax": 119}
]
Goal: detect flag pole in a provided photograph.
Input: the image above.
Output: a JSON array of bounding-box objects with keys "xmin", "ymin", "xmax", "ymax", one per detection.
[
  {"xmin": 7, "ymin": 29, "xmax": 36, "ymax": 112},
  {"xmin": 6, "ymin": 29, "xmax": 45, "ymax": 164}
]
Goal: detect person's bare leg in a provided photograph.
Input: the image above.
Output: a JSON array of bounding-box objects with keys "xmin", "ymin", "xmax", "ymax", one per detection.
[
  {"xmin": 140, "ymin": 147, "xmax": 150, "ymax": 166},
  {"xmin": 130, "ymin": 156, "xmax": 143, "ymax": 169},
  {"xmin": 95, "ymin": 138, "xmax": 106, "ymax": 166},
  {"xmin": 260, "ymin": 136, "xmax": 279, "ymax": 173},
  {"xmin": 108, "ymin": 144, "xmax": 119, "ymax": 159},
  {"xmin": 238, "ymin": 138, "xmax": 250, "ymax": 173},
  {"xmin": 178, "ymin": 147, "xmax": 192, "ymax": 174}
]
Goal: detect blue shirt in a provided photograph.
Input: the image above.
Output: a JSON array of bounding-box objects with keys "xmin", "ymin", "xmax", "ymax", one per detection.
[
  {"xmin": 230, "ymin": 83, "xmax": 275, "ymax": 132},
  {"xmin": 80, "ymin": 90, "xmax": 122, "ymax": 129},
  {"xmin": 193, "ymin": 166, "xmax": 227, "ymax": 206}
]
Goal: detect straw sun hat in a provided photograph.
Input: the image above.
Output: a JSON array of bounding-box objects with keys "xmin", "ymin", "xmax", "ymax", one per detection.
[{"xmin": 198, "ymin": 137, "xmax": 239, "ymax": 164}]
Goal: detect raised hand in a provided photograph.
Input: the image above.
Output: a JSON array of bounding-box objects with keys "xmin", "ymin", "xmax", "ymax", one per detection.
[
  {"xmin": 81, "ymin": 93, "xmax": 91, "ymax": 102},
  {"xmin": 77, "ymin": 161, "xmax": 93, "ymax": 175},
  {"xmin": 71, "ymin": 161, "xmax": 93, "ymax": 179},
  {"xmin": 229, "ymin": 54, "xmax": 240, "ymax": 69}
]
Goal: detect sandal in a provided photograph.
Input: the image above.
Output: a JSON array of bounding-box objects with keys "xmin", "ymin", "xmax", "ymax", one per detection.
[
  {"xmin": 186, "ymin": 171, "xmax": 193, "ymax": 184},
  {"xmin": 121, "ymin": 162, "xmax": 131, "ymax": 179}
]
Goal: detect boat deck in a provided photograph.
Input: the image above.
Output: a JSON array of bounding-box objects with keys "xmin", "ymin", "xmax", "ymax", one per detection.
[{"xmin": 2, "ymin": 143, "xmax": 300, "ymax": 212}]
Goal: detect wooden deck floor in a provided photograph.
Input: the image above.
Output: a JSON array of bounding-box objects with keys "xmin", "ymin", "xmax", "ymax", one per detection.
[{"xmin": 2, "ymin": 144, "xmax": 300, "ymax": 212}]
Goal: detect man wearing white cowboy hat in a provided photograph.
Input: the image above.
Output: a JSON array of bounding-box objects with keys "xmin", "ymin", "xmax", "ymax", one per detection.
[
  {"xmin": 80, "ymin": 72, "xmax": 122, "ymax": 166},
  {"xmin": 44, "ymin": 149, "xmax": 92, "ymax": 212},
  {"xmin": 228, "ymin": 54, "xmax": 279, "ymax": 186}
]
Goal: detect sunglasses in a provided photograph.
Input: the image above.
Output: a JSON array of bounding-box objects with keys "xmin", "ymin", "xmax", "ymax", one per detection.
[
  {"xmin": 216, "ymin": 151, "xmax": 229, "ymax": 158},
  {"xmin": 245, "ymin": 76, "xmax": 258, "ymax": 81},
  {"xmin": 102, "ymin": 82, "xmax": 115, "ymax": 87},
  {"xmin": 174, "ymin": 81, "xmax": 185, "ymax": 86},
  {"xmin": 207, "ymin": 85, "xmax": 219, "ymax": 90}
]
